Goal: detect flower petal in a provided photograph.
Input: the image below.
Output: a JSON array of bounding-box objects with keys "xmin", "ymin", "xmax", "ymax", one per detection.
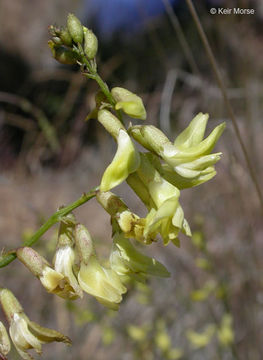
[
  {"xmin": 174, "ymin": 113, "xmax": 209, "ymax": 148},
  {"xmin": 100, "ymin": 130, "xmax": 140, "ymax": 192}
]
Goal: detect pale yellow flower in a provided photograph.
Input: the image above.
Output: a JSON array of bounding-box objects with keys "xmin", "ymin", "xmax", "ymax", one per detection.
[
  {"xmin": 75, "ymin": 224, "xmax": 127, "ymax": 310},
  {"xmin": 0, "ymin": 321, "xmax": 10, "ymax": 359},
  {"xmin": 0, "ymin": 289, "xmax": 70, "ymax": 360},
  {"xmin": 110, "ymin": 233, "xmax": 170, "ymax": 281},
  {"xmin": 100, "ymin": 129, "xmax": 140, "ymax": 192},
  {"xmin": 111, "ymin": 87, "xmax": 146, "ymax": 120}
]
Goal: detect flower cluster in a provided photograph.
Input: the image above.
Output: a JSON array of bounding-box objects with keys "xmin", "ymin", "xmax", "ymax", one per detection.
[
  {"xmin": 96, "ymin": 110, "xmax": 224, "ymax": 246},
  {"xmin": 15, "ymin": 215, "xmax": 169, "ymax": 311},
  {"xmin": 0, "ymin": 288, "xmax": 70, "ymax": 360}
]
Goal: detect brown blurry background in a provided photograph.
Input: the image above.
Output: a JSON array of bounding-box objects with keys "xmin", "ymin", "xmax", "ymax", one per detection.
[{"xmin": 0, "ymin": 0, "xmax": 262, "ymax": 359}]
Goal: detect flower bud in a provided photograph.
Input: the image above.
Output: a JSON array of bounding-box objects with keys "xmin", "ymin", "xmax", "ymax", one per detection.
[
  {"xmin": 111, "ymin": 87, "xmax": 146, "ymax": 120},
  {"xmin": 75, "ymin": 224, "xmax": 94, "ymax": 265},
  {"xmin": 52, "ymin": 36, "xmax": 63, "ymax": 45},
  {"xmin": 0, "ymin": 322, "xmax": 10, "ymax": 358},
  {"xmin": 100, "ymin": 129, "xmax": 140, "ymax": 192},
  {"xmin": 60, "ymin": 27, "xmax": 72, "ymax": 46},
  {"xmin": 84, "ymin": 29, "xmax": 98, "ymax": 59},
  {"xmin": 16, "ymin": 247, "xmax": 64, "ymax": 293},
  {"xmin": 0, "ymin": 289, "xmax": 70, "ymax": 360},
  {"xmin": 67, "ymin": 13, "xmax": 84, "ymax": 44},
  {"xmin": 48, "ymin": 41, "xmax": 79, "ymax": 65}
]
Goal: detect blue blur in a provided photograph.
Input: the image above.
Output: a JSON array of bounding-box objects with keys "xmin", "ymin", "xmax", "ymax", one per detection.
[{"xmin": 82, "ymin": 0, "xmax": 179, "ymax": 38}]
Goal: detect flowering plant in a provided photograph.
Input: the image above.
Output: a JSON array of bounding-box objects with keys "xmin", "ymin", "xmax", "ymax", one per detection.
[{"xmin": 0, "ymin": 14, "xmax": 225, "ymax": 359}]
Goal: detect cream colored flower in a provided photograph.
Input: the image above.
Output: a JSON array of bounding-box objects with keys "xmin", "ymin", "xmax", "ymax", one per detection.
[
  {"xmin": 53, "ymin": 246, "xmax": 82, "ymax": 299},
  {"xmin": 53, "ymin": 214, "xmax": 83, "ymax": 299},
  {"xmin": 0, "ymin": 289, "xmax": 70, "ymax": 360},
  {"xmin": 96, "ymin": 191, "xmax": 156, "ymax": 244},
  {"xmin": 16, "ymin": 247, "xmax": 78, "ymax": 300},
  {"xmin": 0, "ymin": 321, "xmax": 10, "ymax": 359},
  {"xmin": 136, "ymin": 153, "xmax": 191, "ymax": 245},
  {"xmin": 75, "ymin": 224, "xmax": 127, "ymax": 310},
  {"xmin": 110, "ymin": 233, "xmax": 170, "ymax": 281},
  {"xmin": 144, "ymin": 198, "xmax": 191, "ymax": 246},
  {"xmin": 129, "ymin": 113, "xmax": 225, "ymax": 183}
]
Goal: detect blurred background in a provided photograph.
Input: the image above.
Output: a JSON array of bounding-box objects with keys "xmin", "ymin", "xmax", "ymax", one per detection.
[{"xmin": 0, "ymin": 0, "xmax": 262, "ymax": 359}]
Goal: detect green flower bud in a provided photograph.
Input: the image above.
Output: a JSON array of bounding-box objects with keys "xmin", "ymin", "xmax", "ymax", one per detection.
[
  {"xmin": 52, "ymin": 36, "xmax": 63, "ymax": 45},
  {"xmin": 67, "ymin": 13, "xmax": 84, "ymax": 44},
  {"xmin": 111, "ymin": 87, "xmax": 146, "ymax": 120},
  {"xmin": 60, "ymin": 27, "xmax": 72, "ymax": 46},
  {"xmin": 0, "ymin": 322, "xmax": 10, "ymax": 358},
  {"xmin": 84, "ymin": 29, "xmax": 98, "ymax": 59},
  {"xmin": 110, "ymin": 233, "xmax": 170, "ymax": 280},
  {"xmin": 0, "ymin": 289, "xmax": 71, "ymax": 360},
  {"xmin": 48, "ymin": 25, "xmax": 58, "ymax": 37},
  {"xmin": 48, "ymin": 41, "xmax": 79, "ymax": 65},
  {"xmin": 75, "ymin": 224, "xmax": 94, "ymax": 265},
  {"xmin": 100, "ymin": 129, "xmax": 140, "ymax": 192}
]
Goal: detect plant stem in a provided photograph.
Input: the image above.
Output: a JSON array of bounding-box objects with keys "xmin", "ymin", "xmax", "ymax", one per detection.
[
  {"xmin": 82, "ymin": 57, "xmax": 116, "ymax": 106},
  {"xmin": 185, "ymin": 0, "xmax": 263, "ymax": 216},
  {"xmin": 82, "ymin": 56, "xmax": 124, "ymax": 123},
  {"xmin": 0, "ymin": 186, "xmax": 99, "ymax": 268}
]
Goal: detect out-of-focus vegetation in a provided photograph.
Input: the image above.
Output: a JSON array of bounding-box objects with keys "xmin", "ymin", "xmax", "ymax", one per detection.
[{"xmin": 0, "ymin": 0, "xmax": 262, "ymax": 359}]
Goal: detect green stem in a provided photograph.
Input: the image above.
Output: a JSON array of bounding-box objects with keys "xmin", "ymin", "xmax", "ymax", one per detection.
[
  {"xmin": 80, "ymin": 54, "xmax": 124, "ymax": 124},
  {"xmin": 82, "ymin": 57, "xmax": 115, "ymax": 106},
  {"xmin": 0, "ymin": 186, "xmax": 99, "ymax": 268}
]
